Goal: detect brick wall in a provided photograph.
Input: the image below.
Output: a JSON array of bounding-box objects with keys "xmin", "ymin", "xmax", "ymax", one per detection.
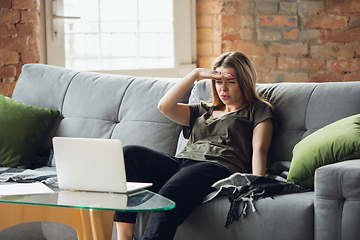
[
  {"xmin": 197, "ymin": 0, "xmax": 360, "ymax": 83},
  {"xmin": 0, "ymin": 0, "xmax": 40, "ymax": 97},
  {"xmin": 1, "ymin": 0, "xmax": 359, "ymax": 97}
]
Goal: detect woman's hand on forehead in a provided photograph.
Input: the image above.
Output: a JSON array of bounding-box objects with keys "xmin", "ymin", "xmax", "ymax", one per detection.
[{"xmin": 196, "ymin": 68, "xmax": 233, "ymax": 80}]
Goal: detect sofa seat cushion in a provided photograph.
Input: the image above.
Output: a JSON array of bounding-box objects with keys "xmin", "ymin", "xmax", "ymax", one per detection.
[
  {"xmin": 0, "ymin": 96, "xmax": 59, "ymax": 168},
  {"xmin": 287, "ymin": 114, "xmax": 360, "ymax": 189},
  {"xmin": 174, "ymin": 192, "xmax": 314, "ymax": 240}
]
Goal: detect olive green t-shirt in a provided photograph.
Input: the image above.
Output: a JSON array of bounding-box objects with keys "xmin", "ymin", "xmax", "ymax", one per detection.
[{"xmin": 176, "ymin": 101, "xmax": 274, "ymax": 174}]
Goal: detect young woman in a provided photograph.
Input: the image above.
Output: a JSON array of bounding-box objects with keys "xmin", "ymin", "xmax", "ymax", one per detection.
[{"xmin": 115, "ymin": 52, "xmax": 274, "ymax": 240}]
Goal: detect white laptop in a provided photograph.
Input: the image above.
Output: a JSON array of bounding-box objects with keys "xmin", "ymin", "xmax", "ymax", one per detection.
[{"xmin": 52, "ymin": 137, "xmax": 152, "ymax": 193}]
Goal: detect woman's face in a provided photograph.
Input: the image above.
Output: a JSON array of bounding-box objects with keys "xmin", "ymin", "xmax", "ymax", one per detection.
[{"xmin": 214, "ymin": 67, "xmax": 244, "ymax": 107}]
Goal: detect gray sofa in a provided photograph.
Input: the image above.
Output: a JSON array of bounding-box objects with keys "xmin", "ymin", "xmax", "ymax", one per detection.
[{"xmin": 1, "ymin": 63, "xmax": 359, "ymax": 240}]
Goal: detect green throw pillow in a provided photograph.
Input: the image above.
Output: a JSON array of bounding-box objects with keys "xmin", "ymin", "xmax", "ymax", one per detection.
[
  {"xmin": 0, "ymin": 95, "xmax": 59, "ymax": 168},
  {"xmin": 287, "ymin": 114, "xmax": 360, "ymax": 189}
]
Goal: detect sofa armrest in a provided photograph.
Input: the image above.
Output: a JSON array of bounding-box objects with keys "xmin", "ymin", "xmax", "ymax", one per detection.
[{"xmin": 314, "ymin": 160, "xmax": 360, "ymax": 240}]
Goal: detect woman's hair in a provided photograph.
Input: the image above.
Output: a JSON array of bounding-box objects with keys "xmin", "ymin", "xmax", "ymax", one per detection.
[{"xmin": 210, "ymin": 51, "xmax": 271, "ymax": 109}]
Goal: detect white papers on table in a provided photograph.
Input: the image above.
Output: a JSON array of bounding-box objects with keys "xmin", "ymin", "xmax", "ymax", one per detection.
[{"xmin": 0, "ymin": 182, "xmax": 54, "ymax": 196}]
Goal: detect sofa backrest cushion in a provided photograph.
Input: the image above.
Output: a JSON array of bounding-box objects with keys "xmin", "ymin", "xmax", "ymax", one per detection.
[
  {"xmin": 258, "ymin": 81, "xmax": 360, "ymax": 165},
  {"xmin": 13, "ymin": 64, "xmax": 189, "ymax": 161},
  {"xmin": 179, "ymin": 80, "xmax": 360, "ymax": 166}
]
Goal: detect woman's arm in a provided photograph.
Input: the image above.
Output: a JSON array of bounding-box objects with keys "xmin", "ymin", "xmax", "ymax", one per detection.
[
  {"xmin": 252, "ymin": 118, "xmax": 273, "ymax": 176},
  {"xmin": 158, "ymin": 70, "xmax": 197, "ymax": 127},
  {"xmin": 158, "ymin": 68, "xmax": 224, "ymax": 127}
]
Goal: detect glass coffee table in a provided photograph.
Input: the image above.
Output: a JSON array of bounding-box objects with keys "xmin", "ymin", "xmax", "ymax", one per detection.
[{"xmin": 0, "ymin": 187, "xmax": 175, "ymax": 240}]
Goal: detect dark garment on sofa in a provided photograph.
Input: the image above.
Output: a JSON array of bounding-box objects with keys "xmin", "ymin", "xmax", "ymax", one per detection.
[{"xmin": 204, "ymin": 173, "xmax": 306, "ymax": 228}]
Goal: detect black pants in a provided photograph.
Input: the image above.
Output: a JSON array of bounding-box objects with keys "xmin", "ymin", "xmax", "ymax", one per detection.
[{"xmin": 114, "ymin": 145, "xmax": 231, "ymax": 240}]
